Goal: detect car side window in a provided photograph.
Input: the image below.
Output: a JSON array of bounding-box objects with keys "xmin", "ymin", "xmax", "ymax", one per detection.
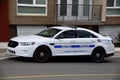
[
  {"xmin": 56, "ymin": 30, "xmax": 76, "ymax": 39},
  {"xmin": 77, "ymin": 30, "xmax": 97, "ymax": 38}
]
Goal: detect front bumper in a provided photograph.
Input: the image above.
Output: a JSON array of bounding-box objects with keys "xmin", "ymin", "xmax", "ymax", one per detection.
[{"xmin": 7, "ymin": 46, "xmax": 35, "ymax": 57}]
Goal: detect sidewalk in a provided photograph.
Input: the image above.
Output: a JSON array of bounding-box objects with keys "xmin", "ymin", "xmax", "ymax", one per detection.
[
  {"xmin": 115, "ymin": 47, "xmax": 120, "ymax": 52},
  {"xmin": 0, "ymin": 42, "xmax": 7, "ymax": 53}
]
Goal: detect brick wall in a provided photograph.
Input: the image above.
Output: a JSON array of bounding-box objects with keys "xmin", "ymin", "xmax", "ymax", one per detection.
[{"xmin": 0, "ymin": 0, "xmax": 10, "ymax": 42}]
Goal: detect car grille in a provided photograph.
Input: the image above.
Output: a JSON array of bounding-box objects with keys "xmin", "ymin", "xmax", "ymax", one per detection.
[{"xmin": 8, "ymin": 40, "xmax": 19, "ymax": 48}]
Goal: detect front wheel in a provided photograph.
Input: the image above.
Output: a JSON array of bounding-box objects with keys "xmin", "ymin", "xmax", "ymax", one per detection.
[
  {"xmin": 91, "ymin": 48, "xmax": 105, "ymax": 63},
  {"xmin": 33, "ymin": 47, "xmax": 51, "ymax": 63}
]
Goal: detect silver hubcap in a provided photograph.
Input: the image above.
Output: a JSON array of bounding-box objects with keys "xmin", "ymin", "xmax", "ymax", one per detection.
[
  {"xmin": 40, "ymin": 52, "xmax": 45, "ymax": 57},
  {"xmin": 96, "ymin": 53, "xmax": 100, "ymax": 58}
]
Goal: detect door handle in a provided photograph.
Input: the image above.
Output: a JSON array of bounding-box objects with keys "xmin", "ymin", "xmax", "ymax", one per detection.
[{"xmin": 90, "ymin": 40, "xmax": 95, "ymax": 43}]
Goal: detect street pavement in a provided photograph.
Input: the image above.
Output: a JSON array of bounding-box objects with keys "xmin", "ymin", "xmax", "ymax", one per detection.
[
  {"xmin": 0, "ymin": 56, "xmax": 120, "ymax": 80},
  {"xmin": 0, "ymin": 43, "xmax": 120, "ymax": 80}
]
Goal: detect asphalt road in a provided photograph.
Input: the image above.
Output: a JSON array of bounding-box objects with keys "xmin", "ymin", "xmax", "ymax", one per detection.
[{"xmin": 0, "ymin": 56, "xmax": 120, "ymax": 80}]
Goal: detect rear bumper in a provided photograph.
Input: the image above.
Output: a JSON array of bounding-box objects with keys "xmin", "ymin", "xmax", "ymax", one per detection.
[{"xmin": 105, "ymin": 53, "xmax": 114, "ymax": 57}]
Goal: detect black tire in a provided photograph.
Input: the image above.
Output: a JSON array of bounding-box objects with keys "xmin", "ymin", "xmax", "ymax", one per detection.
[
  {"xmin": 33, "ymin": 46, "xmax": 51, "ymax": 63},
  {"xmin": 91, "ymin": 48, "xmax": 105, "ymax": 63}
]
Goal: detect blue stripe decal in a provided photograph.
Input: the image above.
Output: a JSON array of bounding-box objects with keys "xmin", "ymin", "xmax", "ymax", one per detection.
[
  {"xmin": 89, "ymin": 45, "xmax": 95, "ymax": 48},
  {"xmin": 71, "ymin": 45, "xmax": 80, "ymax": 48},
  {"xmin": 54, "ymin": 45, "xmax": 62, "ymax": 48}
]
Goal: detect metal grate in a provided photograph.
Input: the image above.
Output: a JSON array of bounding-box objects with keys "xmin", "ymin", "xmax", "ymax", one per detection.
[
  {"xmin": 56, "ymin": 4, "xmax": 102, "ymax": 22},
  {"xmin": 8, "ymin": 40, "xmax": 19, "ymax": 48}
]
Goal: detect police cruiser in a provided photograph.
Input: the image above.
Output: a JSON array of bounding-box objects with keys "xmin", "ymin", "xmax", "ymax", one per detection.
[{"xmin": 7, "ymin": 26, "xmax": 114, "ymax": 62}]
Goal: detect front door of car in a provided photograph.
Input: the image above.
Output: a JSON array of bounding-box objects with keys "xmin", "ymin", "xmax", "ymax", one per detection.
[{"xmin": 52, "ymin": 30, "xmax": 77, "ymax": 56}]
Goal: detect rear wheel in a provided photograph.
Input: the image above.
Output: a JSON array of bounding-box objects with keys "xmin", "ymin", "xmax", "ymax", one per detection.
[
  {"xmin": 91, "ymin": 48, "xmax": 105, "ymax": 63},
  {"xmin": 33, "ymin": 46, "xmax": 51, "ymax": 63}
]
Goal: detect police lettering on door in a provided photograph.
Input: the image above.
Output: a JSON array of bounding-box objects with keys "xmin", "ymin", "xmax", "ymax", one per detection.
[{"xmin": 54, "ymin": 45, "xmax": 95, "ymax": 48}]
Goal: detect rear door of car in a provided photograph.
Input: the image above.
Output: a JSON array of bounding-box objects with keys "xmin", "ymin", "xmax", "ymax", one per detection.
[{"xmin": 73, "ymin": 30, "xmax": 97, "ymax": 55}]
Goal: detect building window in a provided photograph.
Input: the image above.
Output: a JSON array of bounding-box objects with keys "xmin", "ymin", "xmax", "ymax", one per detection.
[
  {"xmin": 116, "ymin": 0, "xmax": 120, "ymax": 6},
  {"xmin": 72, "ymin": 0, "xmax": 78, "ymax": 16},
  {"xmin": 107, "ymin": 0, "xmax": 114, "ymax": 7},
  {"xmin": 60, "ymin": 0, "xmax": 67, "ymax": 16},
  {"xmin": 106, "ymin": 0, "xmax": 120, "ymax": 16},
  {"xmin": 83, "ymin": 0, "xmax": 90, "ymax": 16},
  {"xmin": 17, "ymin": 0, "xmax": 47, "ymax": 15}
]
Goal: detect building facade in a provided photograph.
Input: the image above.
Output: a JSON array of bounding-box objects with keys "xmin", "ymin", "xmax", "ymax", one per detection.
[
  {"xmin": 0, "ymin": 0, "xmax": 120, "ymax": 42},
  {"xmin": 99, "ymin": 0, "xmax": 120, "ymax": 42}
]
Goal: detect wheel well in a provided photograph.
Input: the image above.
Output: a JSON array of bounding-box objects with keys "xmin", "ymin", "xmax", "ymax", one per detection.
[
  {"xmin": 34, "ymin": 45, "xmax": 52, "ymax": 56},
  {"xmin": 92, "ymin": 47, "xmax": 106, "ymax": 55}
]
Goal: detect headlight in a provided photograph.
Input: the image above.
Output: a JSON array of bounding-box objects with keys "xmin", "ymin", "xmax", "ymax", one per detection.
[{"xmin": 20, "ymin": 42, "xmax": 35, "ymax": 46}]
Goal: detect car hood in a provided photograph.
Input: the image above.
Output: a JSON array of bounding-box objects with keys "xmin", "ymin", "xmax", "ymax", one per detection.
[{"xmin": 10, "ymin": 35, "xmax": 51, "ymax": 42}]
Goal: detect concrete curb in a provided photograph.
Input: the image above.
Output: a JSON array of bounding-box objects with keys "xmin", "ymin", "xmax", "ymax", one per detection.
[
  {"xmin": 0, "ymin": 42, "xmax": 7, "ymax": 53},
  {"xmin": 115, "ymin": 48, "xmax": 120, "ymax": 52},
  {"xmin": 0, "ymin": 49, "xmax": 6, "ymax": 53}
]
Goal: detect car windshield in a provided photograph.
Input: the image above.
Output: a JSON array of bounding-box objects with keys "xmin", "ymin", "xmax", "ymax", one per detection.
[{"xmin": 36, "ymin": 28, "xmax": 61, "ymax": 38}]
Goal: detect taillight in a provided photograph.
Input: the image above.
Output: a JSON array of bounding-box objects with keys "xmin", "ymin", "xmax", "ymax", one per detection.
[
  {"xmin": 111, "ymin": 40, "xmax": 114, "ymax": 44},
  {"xmin": 97, "ymin": 39, "xmax": 102, "ymax": 42}
]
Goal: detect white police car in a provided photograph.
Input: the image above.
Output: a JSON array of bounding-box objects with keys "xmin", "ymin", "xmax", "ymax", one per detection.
[{"xmin": 7, "ymin": 26, "xmax": 114, "ymax": 62}]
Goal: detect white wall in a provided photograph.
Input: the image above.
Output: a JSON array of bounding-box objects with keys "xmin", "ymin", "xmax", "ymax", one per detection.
[
  {"xmin": 99, "ymin": 26, "xmax": 120, "ymax": 42},
  {"xmin": 17, "ymin": 26, "xmax": 47, "ymax": 36}
]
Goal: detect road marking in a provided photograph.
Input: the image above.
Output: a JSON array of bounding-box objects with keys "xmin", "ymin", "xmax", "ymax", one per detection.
[{"xmin": 0, "ymin": 74, "xmax": 120, "ymax": 79}]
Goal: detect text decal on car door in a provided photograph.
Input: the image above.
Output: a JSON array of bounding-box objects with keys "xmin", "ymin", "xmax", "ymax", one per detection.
[{"xmin": 54, "ymin": 45, "xmax": 95, "ymax": 48}]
